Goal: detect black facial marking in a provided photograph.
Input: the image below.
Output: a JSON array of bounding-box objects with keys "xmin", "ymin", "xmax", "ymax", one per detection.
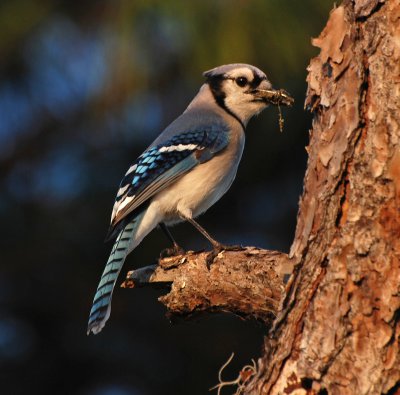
[
  {"xmin": 206, "ymin": 75, "xmax": 226, "ymax": 110},
  {"xmin": 249, "ymin": 70, "xmax": 263, "ymax": 89},
  {"xmin": 205, "ymin": 75, "xmax": 245, "ymax": 130}
]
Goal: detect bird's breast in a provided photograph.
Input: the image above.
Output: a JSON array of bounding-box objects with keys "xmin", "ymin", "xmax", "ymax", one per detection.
[{"xmin": 153, "ymin": 129, "xmax": 245, "ymax": 223}]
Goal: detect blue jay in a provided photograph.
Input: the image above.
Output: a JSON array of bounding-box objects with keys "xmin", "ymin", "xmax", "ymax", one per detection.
[{"xmin": 88, "ymin": 63, "xmax": 293, "ymax": 334}]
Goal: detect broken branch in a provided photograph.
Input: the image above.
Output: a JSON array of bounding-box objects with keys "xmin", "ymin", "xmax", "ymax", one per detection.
[{"xmin": 122, "ymin": 247, "xmax": 292, "ymax": 321}]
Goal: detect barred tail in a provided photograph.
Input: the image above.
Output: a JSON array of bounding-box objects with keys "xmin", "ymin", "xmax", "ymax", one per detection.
[{"xmin": 87, "ymin": 213, "xmax": 145, "ymax": 335}]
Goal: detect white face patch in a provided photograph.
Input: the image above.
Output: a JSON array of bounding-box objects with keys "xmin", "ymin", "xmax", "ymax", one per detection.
[
  {"xmin": 226, "ymin": 67, "xmax": 255, "ymax": 81},
  {"xmin": 222, "ymin": 67, "xmax": 268, "ymax": 125},
  {"xmin": 159, "ymin": 144, "xmax": 198, "ymax": 153}
]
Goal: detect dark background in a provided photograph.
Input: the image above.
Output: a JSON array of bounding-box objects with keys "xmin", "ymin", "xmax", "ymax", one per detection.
[{"xmin": 0, "ymin": 1, "xmax": 332, "ymax": 394}]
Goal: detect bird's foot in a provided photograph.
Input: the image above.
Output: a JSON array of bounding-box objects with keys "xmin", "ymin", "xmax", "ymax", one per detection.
[
  {"xmin": 206, "ymin": 243, "xmax": 244, "ymax": 267},
  {"xmin": 218, "ymin": 244, "xmax": 244, "ymax": 252},
  {"xmin": 160, "ymin": 243, "xmax": 186, "ymax": 258}
]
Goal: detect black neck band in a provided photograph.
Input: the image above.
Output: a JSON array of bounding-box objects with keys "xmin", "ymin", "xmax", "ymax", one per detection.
[{"xmin": 207, "ymin": 79, "xmax": 245, "ymax": 131}]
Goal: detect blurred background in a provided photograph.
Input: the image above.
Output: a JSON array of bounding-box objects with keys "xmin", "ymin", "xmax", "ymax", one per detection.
[{"xmin": 0, "ymin": 1, "xmax": 332, "ymax": 394}]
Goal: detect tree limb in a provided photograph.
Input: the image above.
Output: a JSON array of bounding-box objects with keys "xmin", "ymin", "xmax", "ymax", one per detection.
[{"xmin": 122, "ymin": 247, "xmax": 292, "ymax": 321}]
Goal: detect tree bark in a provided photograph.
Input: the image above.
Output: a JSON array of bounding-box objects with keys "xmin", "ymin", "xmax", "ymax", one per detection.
[
  {"xmin": 123, "ymin": 248, "xmax": 291, "ymax": 321},
  {"xmin": 125, "ymin": 0, "xmax": 400, "ymax": 393},
  {"xmin": 247, "ymin": 0, "xmax": 400, "ymax": 393}
]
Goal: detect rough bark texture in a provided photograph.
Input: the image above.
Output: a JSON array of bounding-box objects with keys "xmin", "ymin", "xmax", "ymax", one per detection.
[
  {"xmin": 125, "ymin": 1, "xmax": 400, "ymax": 393},
  {"xmin": 123, "ymin": 248, "xmax": 292, "ymax": 322},
  {"xmin": 246, "ymin": 0, "xmax": 400, "ymax": 394}
]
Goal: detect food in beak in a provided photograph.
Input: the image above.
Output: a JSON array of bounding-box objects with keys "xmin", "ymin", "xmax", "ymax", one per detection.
[{"xmin": 256, "ymin": 88, "xmax": 294, "ymax": 107}]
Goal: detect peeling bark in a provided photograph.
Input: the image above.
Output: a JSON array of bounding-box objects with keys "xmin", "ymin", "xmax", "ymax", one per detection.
[
  {"xmin": 123, "ymin": 248, "xmax": 291, "ymax": 322},
  {"xmin": 247, "ymin": 0, "xmax": 400, "ymax": 394}
]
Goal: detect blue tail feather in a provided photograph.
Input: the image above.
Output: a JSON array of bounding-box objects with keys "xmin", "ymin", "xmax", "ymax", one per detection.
[{"xmin": 87, "ymin": 214, "xmax": 145, "ymax": 335}]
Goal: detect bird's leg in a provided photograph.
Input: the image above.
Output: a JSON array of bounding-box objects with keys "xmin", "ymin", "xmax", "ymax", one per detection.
[
  {"xmin": 185, "ymin": 217, "xmax": 243, "ymax": 266},
  {"xmin": 185, "ymin": 217, "xmax": 222, "ymax": 249},
  {"xmin": 159, "ymin": 222, "xmax": 186, "ymax": 257}
]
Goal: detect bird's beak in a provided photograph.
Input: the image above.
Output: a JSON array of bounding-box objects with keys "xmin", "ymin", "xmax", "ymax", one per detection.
[{"xmin": 252, "ymin": 85, "xmax": 294, "ymax": 107}]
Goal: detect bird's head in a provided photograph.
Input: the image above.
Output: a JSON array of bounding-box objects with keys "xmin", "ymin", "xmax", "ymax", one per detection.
[{"xmin": 203, "ymin": 63, "xmax": 293, "ymax": 127}]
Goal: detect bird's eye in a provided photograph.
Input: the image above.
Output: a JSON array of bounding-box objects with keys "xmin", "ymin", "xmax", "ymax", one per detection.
[{"xmin": 235, "ymin": 77, "xmax": 248, "ymax": 87}]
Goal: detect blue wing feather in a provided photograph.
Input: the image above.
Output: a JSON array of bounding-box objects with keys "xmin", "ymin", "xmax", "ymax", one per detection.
[{"xmin": 106, "ymin": 128, "xmax": 229, "ymax": 240}]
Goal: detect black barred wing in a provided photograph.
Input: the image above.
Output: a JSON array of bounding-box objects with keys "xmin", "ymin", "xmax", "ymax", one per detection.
[{"xmin": 107, "ymin": 129, "xmax": 229, "ymax": 238}]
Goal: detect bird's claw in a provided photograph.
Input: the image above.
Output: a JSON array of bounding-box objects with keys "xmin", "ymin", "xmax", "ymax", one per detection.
[
  {"xmin": 218, "ymin": 244, "xmax": 244, "ymax": 252},
  {"xmin": 206, "ymin": 243, "xmax": 244, "ymax": 268},
  {"xmin": 160, "ymin": 244, "xmax": 186, "ymax": 258}
]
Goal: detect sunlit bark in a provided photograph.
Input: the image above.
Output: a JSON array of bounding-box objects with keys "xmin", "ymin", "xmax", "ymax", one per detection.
[{"xmin": 248, "ymin": 1, "xmax": 400, "ymax": 393}]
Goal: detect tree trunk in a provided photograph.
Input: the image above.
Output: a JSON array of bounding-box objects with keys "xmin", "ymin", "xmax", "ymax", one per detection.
[
  {"xmin": 125, "ymin": 1, "xmax": 400, "ymax": 393},
  {"xmin": 246, "ymin": 0, "xmax": 400, "ymax": 393}
]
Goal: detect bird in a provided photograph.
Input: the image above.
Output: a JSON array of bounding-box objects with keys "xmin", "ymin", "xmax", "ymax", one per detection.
[{"xmin": 87, "ymin": 63, "xmax": 293, "ymax": 335}]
